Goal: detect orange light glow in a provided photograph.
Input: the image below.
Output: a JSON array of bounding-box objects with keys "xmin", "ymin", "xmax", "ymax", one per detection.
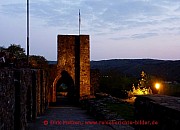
[{"xmin": 155, "ymin": 83, "xmax": 160, "ymax": 90}]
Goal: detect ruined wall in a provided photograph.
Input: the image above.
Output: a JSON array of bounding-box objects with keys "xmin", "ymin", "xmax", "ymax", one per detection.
[
  {"xmin": 57, "ymin": 35, "xmax": 76, "ymax": 82},
  {"xmin": 90, "ymin": 69, "xmax": 100, "ymax": 95},
  {"xmin": 52, "ymin": 35, "xmax": 76, "ymax": 102},
  {"xmin": 48, "ymin": 64, "xmax": 57, "ymax": 102},
  {"xmin": 0, "ymin": 68, "xmax": 32, "ymax": 130},
  {"xmin": 135, "ymin": 95, "xmax": 180, "ymax": 130},
  {"xmin": 36, "ymin": 69, "xmax": 49, "ymax": 116},
  {"xmin": 42, "ymin": 70, "xmax": 49, "ymax": 113},
  {"xmin": 52, "ymin": 35, "xmax": 90, "ymax": 102},
  {"xmin": 0, "ymin": 68, "xmax": 49, "ymax": 130},
  {"xmin": 79, "ymin": 35, "xmax": 90, "ymax": 97},
  {"xmin": 0, "ymin": 69, "xmax": 14, "ymax": 130},
  {"xmin": 19, "ymin": 69, "xmax": 32, "ymax": 129},
  {"xmin": 36, "ymin": 70, "xmax": 41, "ymax": 116}
]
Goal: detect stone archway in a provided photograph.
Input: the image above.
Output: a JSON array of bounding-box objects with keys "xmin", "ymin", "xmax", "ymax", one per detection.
[{"xmin": 56, "ymin": 70, "xmax": 76, "ymax": 104}]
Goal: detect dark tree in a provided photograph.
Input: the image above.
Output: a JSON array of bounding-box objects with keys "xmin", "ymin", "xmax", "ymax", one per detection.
[
  {"xmin": 7, "ymin": 44, "xmax": 26, "ymax": 59},
  {"xmin": 0, "ymin": 44, "xmax": 27, "ymax": 67}
]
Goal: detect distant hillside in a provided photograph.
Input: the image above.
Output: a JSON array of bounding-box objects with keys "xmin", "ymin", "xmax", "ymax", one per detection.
[
  {"xmin": 48, "ymin": 61, "xmax": 57, "ymax": 65},
  {"xmin": 47, "ymin": 59, "xmax": 180, "ymax": 81},
  {"xmin": 90, "ymin": 59, "xmax": 180, "ymax": 82}
]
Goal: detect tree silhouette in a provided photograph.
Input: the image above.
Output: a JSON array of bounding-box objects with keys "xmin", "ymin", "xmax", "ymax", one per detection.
[
  {"xmin": 7, "ymin": 44, "xmax": 26, "ymax": 59},
  {"xmin": 0, "ymin": 44, "xmax": 27, "ymax": 67}
]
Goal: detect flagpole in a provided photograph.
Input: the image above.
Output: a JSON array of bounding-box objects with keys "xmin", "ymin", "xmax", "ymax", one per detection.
[
  {"xmin": 79, "ymin": 9, "xmax": 80, "ymax": 35},
  {"xmin": 27, "ymin": 0, "xmax": 29, "ymax": 66}
]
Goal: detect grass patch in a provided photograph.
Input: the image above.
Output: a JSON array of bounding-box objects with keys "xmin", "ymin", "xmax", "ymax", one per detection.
[{"xmin": 106, "ymin": 103, "xmax": 134, "ymax": 120}]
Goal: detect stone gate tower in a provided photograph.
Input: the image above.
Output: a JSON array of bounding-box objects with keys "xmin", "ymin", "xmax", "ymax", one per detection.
[{"xmin": 51, "ymin": 35, "xmax": 90, "ymax": 102}]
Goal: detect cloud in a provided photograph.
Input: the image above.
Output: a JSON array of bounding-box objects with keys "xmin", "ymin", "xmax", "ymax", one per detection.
[
  {"xmin": 0, "ymin": 0, "xmax": 180, "ymax": 38},
  {"xmin": 110, "ymin": 36, "xmax": 129, "ymax": 41},
  {"xmin": 175, "ymin": 6, "xmax": 180, "ymax": 12},
  {"xmin": 109, "ymin": 32, "xmax": 158, "ymax": 41},
  {"xmin": 131, "ymin": 32, "xmax": 158, "ymax": 39},
  {"xmin": 0, "ymin": 3, "xmax": 26, "ymax": 16}
]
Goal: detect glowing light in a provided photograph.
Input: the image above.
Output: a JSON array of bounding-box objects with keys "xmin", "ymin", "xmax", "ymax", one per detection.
[
  {"xmin": 155, "ymin": 83, "xmax": 160, "ymax": 90},
  {"xmin": 127, "ymin": 85, "xmax": 152, "ymax": 97}
]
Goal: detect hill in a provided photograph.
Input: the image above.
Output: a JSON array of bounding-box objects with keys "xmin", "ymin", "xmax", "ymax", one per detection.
[{"xmin": 90, "ymin": 59, "xmax": 180, "ymax": 82}]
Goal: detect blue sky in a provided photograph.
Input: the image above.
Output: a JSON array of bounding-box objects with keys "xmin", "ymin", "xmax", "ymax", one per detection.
[{"xmin": 0, "ymin": 0, "xmax": 180, "ymax": 61}]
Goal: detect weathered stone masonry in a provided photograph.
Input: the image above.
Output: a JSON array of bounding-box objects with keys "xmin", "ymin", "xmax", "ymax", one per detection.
[
  {"xmin": 51, "ymin": 35, "xmax": 90, "ymax": 102},
  {"xmin": 0, "ymin": 69, "xmax": 14, "ymax": 130},
  {"xmin": 0, "ymin": 68, "xmax": 49, "ymax": 130},
  {"xmin": 135, "ymin": 95, "xmax": 180, "ymax": 130}
]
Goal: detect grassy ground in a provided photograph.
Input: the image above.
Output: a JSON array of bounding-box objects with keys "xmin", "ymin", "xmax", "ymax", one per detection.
[{"xmin": 106, "ymin": 102, "xmax": 135, "ymax": 120}]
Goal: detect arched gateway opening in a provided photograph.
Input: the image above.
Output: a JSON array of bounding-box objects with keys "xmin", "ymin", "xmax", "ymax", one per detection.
[{"xmin": 56, "ymin": 70, "xmax": 77, "ymax": 105}]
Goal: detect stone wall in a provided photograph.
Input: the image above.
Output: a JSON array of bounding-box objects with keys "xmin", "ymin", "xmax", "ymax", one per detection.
[
  {"xmin": 57, "ymin": 35, "xmax": 76, "ymax": 82},
  {"xmin": 53, "ymin": 35, "xmax": 76, "ymax": 102},
  {"xmin": 79, "ymin": 35, "xmax": 90, "ymax": 97},
  {"xmin": 48, "ymin": 64, "xmax": 57, "ymax": 103},
  {"xmin": 0, "ymin": 68, "xmax": 49, "ymax": 130},
  {"xmin": 36, "ymin": 69, "xmax": 41, "ymax": 116},
  {"xmin": 36, "ymin": 69, "xmax": 49, "ymax": 116},
  {"xmin": 51, "ymin": 35, "xmax": 91, "ymax": 102},
  {"xmin": 0, "ymin": 68, "xmax": 33, "ymax": 130},
  {"xmin": 19, "ymin": 69, "xmax": 32, "ymax": 129},
  {"xmin": 90, "ymin": 69, "xmax": 100, "ymax": 95},
  {"xmin": 0, "ymin": 69, "xmax": 14, "ymax": 130},
  {"xmin": 134, "ymin": 94, "xmax": 180, "ymax": 130}
]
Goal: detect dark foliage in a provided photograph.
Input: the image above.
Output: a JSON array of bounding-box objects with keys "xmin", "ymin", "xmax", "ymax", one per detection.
[
  {"xmin": 91, "ymin": 59, "xmax": 180, "ymax": 97},
  {"xmin": 0, "ymin": 44, "xmax": 27, "ymax": 68},
  {"xmin": 91, "ymin": 59, "xmax": 180, "ymax": 82}
]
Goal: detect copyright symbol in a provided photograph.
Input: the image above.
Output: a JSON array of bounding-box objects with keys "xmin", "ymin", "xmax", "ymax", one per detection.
[{"xmin": 43, "ymin": 120, "xmax": 48, "ymax": 125}]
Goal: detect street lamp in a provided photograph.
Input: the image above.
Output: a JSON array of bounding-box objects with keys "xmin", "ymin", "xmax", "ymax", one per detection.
[
  {"xmin": 155, "ymin": 83, "xmax": 160, "ymax": 90},
  {"xmin": 154, "ymin": 83, "xmax": 161, "ymax": 94}
]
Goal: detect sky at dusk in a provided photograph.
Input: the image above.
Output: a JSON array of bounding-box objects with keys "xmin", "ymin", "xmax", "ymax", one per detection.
[{"xmin": 0, "ymin": 0, "xmax": 180, "ymax": 61}]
